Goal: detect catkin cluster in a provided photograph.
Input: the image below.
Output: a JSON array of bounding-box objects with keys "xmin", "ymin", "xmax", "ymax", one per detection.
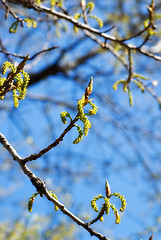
[
  {"xmin": 60, "ymin": 77, "xmax": 97, "ymax": 144},
  {"xmin": 91, "ymin": 180, "xmax": 127, "ymax": 224},
  {"xmin": 0, "ymin": 58, "xmax": 30, "ymax": 107},
  {"xmin": 73, "ymin": 98, "xmax": 98, "ymax": 144},
  {"xmin": 60, "ymin": 99, "xmax": 97, "ymax": 144},
  {"xmin": 13, "ymin": 70, "xmax": 30, "ymax": 107}
]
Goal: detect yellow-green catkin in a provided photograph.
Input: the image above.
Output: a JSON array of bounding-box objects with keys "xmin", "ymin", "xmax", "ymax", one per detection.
[
  {"xmin": 77, "ymin": 99, "xmax": 84, "ymax": 118},
  {"xmin": 88, "ymin": 101, "xmax": 98, "ymax": 115},
  {"xmin": 60, "ymin": 111, "xmax": 71, "ymax": 124},
  {"xmin": 77, "ymin": 99, "xmax": 91, "ymax": 136},
  {"xmin": 73, "ymin": 125, "xmax": 83, "ymax": 144},
  {"xmin": 28, "ymin": 193, "xmax": 38, "ymax": 212},
  {"xmin": 91, "ymin": 194, "xmax": 104, "ymax": 212},
  {"xmin": 49, "ymin": 191, "xmax": 59, "ymax": 211},
  {"xmin": 0, "ymin": 77, "xmax": 6, "ymax": 87},
  {"xmin": 2, "ymin": 61, "xmax": 14, "ymax": 75},
  {"xmin": 18, "ymin": 70, "xmax": 30, "ymax": 100},
  {"xmin": 104, "ymin": 198, "xmax": 110, "ymax": 215},
  {"xmin": 0, "ymin": 58, "xmax": 30, "ymax": 107},
  {"xmin": 112, "ymin": 192, "xmax": 127, "ymax": 212},
  {"xmin": 91, "ymin": 199, "xmax": 99, "ymax": 212},
  {"xmin": 13, "ymin": 89, "xmax": 19, "ymax": 108},
  {"xmin": 83, "ymin": 116, "xmax": 91, "ymax": 136},
  {"xmin": 110, "ymin": 204, "xmax": 121, "ymax": 224}
]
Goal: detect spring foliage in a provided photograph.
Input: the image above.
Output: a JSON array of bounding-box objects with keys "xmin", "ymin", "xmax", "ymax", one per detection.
[{"xmin": 0, "ymin": 55, "xmax": 30, "ymax": 107}]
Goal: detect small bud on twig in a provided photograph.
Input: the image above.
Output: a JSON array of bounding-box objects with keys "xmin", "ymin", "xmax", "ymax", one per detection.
[
  {"xmin": 105, "ymin": 179, "xmax": 111, "ymax": 198},
  {"xmin": 85, "ymin": 77, "xmax": 93, "ymax": 100},
  {"xmin": 148, "ymin": 234, "xmax": 153, "ymax": 240},
  {"xmin": 81, "ymin": 0, "xmax": 86, "ymax": 10}
]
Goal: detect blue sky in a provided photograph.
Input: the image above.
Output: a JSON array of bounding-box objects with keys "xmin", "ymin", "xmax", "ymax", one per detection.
[{"xmin": 1, "ymin": 1, "xmax": 161, "ymax": 240}]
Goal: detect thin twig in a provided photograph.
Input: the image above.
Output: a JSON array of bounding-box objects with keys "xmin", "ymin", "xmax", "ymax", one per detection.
[
  {"xmin": 28, "ymin": 2, "xmax": 161, "ymax": 62},
  {"xmin": 127, "ymin": 48, "xmax": 132, "ymax": 83},
  {"xmin": 88, "ymin": 205, "xmax": 105, "ymax": 226},
  {"xmin": 1, "ymin": 0, "xmax": 24, "ymax": 26},
  {"xmin": 0, "ymin": 46, "xmax": 58, "ymax": 60},
  {"xmin": 83, "ymin": 29, "xmax": 129, "ymax": 70},
  {"xmin": 29, "ymin": 46, "xmax": 58, "ymax": 60},
  {"xmin": 22, "ymin": 113, "xmax": 79, "ymax": 163}
]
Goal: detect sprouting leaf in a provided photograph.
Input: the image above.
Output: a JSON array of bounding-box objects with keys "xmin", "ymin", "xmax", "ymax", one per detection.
[
  {"xmin": 113, "ymin": 79, "xmax": 126, "ymax": 91},
  {"xmin": 89, "ymin": 15, "xmax": 103, "ymax": 28},
  {"xmin": 73, "ymin": 13, "xmax": 82, "ymax": 33},
  {"xmin": 49, "ymin": 191, "xmax": 59, "ymax": 211},
  {"xmin": 74, "ymin": 13, "xmax": 82, "ymax": 21},
  {"xmin": 57, "ymin": 0, "xmax": 63, "ymax": 7},
  {"xmin": 85, "ymin": 2, "xmax": 95, "ymax": 14},
  {"xmin": 132, "ymin": 73, "xmax": 150, "ymax": 80},
  {"xmin": 24, "ymin": 18, "xmax": 37, "ymax": 28},
  {"xmin": 133, "ymin": 80, "xmax": 144, "ymax": 93},
  {"xmin": 144, "ymin": 19, "xmax": 150, "ymax": 28},
  {"xmin": 128, "ymin": 87, "xmax": 133, "ymax": 107},
  {"xmin": 50, "ymin": 0, "xmax": 57, "ymax": 8},
  {"xmin": 9, "ymin": 21, "xmax": 19, "ymax": 34}
]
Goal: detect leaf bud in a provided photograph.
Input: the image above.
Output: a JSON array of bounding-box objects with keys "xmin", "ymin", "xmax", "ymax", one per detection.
[{"xmin": 105, "ymin": 179, "xmax": 111, "ymax": 198}]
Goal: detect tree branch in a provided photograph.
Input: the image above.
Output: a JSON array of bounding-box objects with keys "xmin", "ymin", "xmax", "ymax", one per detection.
[
  {"xmin": 22, "ymin": 113, "xmax": 79, "ymax": 163},
  {"xmin": 0, "ymin": 46, "xmax": 58, "ymax": 60},
  {"xmin": 0, "ymin": 132, "xmax": 110, "ymax": 240},
  {"xmin": 28, "ymin": 2, "xmax": 161, "ymax": 62},
  {"xmin": 1, "ymin": 0, "xmax": 23, "ymax": 26},
  {"xmin": 0, "ymin": 133, "xmax": 22, "ymax": 161}
]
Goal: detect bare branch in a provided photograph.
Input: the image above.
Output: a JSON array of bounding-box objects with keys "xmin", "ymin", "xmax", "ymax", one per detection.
[
  {"xmin": 127, "ymin": 49, "xmax": 132, "ymax": 83},
  {"xmin": 1, "ymin": 0, "xmax": 23, "ymax": 26},
  {"xmin": 0, "ymin": 133, "xmax": 22, "ymax": 161},
  {"xmin": 28, "ymin": 2, "xmax": 161, "ymax": 63},
  {"xmin": 83, "ymin": 29, "xmax": 129, "ymax": 70},
  {"xmin": 0, "ymin": 46, "xmax": 58, "ymax": 60}
]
